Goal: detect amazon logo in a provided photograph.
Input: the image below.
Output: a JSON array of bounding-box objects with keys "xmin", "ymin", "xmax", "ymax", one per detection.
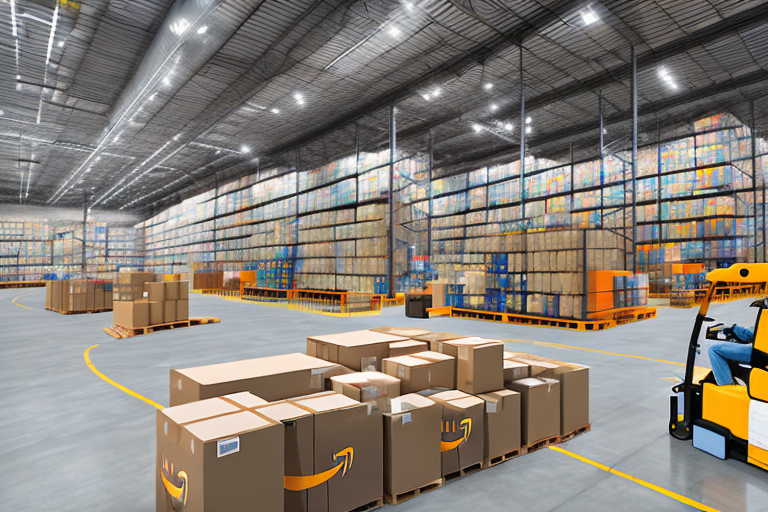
[
  {"xmin": 440, "ymin": 418, "xmax": 472, "ymax": 452},
  {"xmin": 160, "ymin": 452, "xmax": 188, "ymax": 511},
  {"xmin": 284, "ymin": 447, "xmax": 354, "ymax": 491}
]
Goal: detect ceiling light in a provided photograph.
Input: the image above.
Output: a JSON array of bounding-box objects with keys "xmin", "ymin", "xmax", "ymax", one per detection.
[
  {"xmin": 16, "ymin": 75, "xmax": 20, "ymax": 80},
  {"xmin": 163, "ymin": 77, "xmax": 171, "ymax": 86},
  {"xmin": 149, "ymin": 93, "xmax": 156, "ymax": 101},
  {"xmin": 57, "ymin": 41, "xmax": 64, "ymax": 47},
  {"xmin": 270, "ymin": 108, "xmax": 280, "ymax": 114},
  {"xmin": 197, "ymin": 26, "xmax": 208, "ymax": 34},
  {"xmin": 658, "ymin": 67, "xmax": 670, "ymax": 79},
  {"xmin": 504, "ymin": 123, "xmax": 513, "ymax": 131},
  {"xmin": 170, "ymin": 18, "xmax": 190, "ymax": 36},
  {"xmin": 241, "ymin": 145, "xmax": 251, "ymax": 154},
  {"xmin": 472, "ymin": 124, "xmax": 483, "ymax": 133},
  {"xmin": 581, "ymin": 10, "xmax": 599, "ymax": 25},
  {"xmin": 490, "ymin": 104, "xmax": 498, "ymax": 112},
  {"xmin": 388, "ymin": 26, "xmax": 402, "ymax": 37},
  {"xmin": 432, "ymin": 88, "xmax": 441, "ymax": 97},
  {"xmin": 405, "ymin": 2, "xmax": 414, "ymax": 10},
  {"xmin": 422, "ymin": 94, "xmax": 431, "ymax": 101},
  {"xmin": 525, "ymin": 126, "xmax": 532, "ymax": 134},
  {"xmin": 484, "ymin": 83, "xmax": 493, "ymax": 90},
  {"xmin": 525, "ymin": 116, "xmax": 532, "ymax": 124},
  {"xmin": 173, "ymin": 134, "xmax": 180, "ymax": 141},
  {"xmin": 294, "ymin": 92, "xmax": 304, "ymax": 106}
]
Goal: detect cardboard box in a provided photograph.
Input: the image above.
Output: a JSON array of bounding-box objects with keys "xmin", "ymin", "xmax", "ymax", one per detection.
[
  {"xmin": 538, "ymin": 362, "xmax": 590, "ymax": 435},
  {"xmin": 383, "ymin": 352, "xmax": 454, "ymax": 394},
  {"xmin": 369, "ymin": 326, "xmax": 431, "ymax": 338},
  {"xmin": 95, "ymin": 287, "xmax": 105, "ymax": 310},
  {"xmin": 179, "ymin": 281, "xmax": 189, "ymax": 300},
  {"xmin": 507, "ymin": 378, "xmax": 561, "ymax": 445},
  {"xmin": 254, "ymin": 401, "xmax": 314, "ymax": 512},
  {"xmin": 170, "ymin": 353, "xmax": 339, "ymax": 406},
  {"xmin": 384, "ymin": 394, "xmax": 442, "ymax": 497},
  {"xmin": 164, "ymin": 300, "xmax": 177, "ymax": 324},
  {"xmin": 389, "ymin": 340, "xmax": 428, "ymax": 357},
  {"xmin": 113, "ymin": 300, "xmax": 149, "ymax": 328},
  {"xmin": 307, "ymin": 330, "xmax": 408, "ymax": 371},
  {"xmin": 431, "ymin": 283, "xmax": 446, "ymax": 309},
  {"xmin": 410, "ymin": 332, "xmax": 466, "ymax": 353},
  {"xmin": 157, "ymin": 397, "xmax": 283, "ymax": 512},
  {"xmin": 165, "ymin": 281, "xmax": 180, "ymax": 301},
  {"xmin": 331, "ymin": 371, "xmax": 400, "ymax": 412},
  {"xmin": 477, "ymin": 389, "xmax": 521, "ymax": 461},
  {"xmin": 441, "ymin": 338, "xmax": 504, "ymax": 394},
  {"xmin": 288, "ymin": 393, "xmax": 383, "ymax": 512},
  {"xmin": 427, "ymin": 390, "xmax": 484, "ymax": 476},
  {"xmin": 149, "ymin": 301, "xmax": 165, "ymax": 326},
  {"xmin": 503, "ymin": 359, "xmax": 530, "ymax": 382},
  {"xmin": 176, "ymin": 299, "xmax": 189, "ymax": 321},
  {"xmin": 145, "ymin": 282, "xmax": 165, "ymax": 302}
]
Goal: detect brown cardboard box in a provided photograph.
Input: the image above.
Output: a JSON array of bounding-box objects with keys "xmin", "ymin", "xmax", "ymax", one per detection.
[
  {"xmin": 441, "ymin": 338, "xmax": 504, "ymax": 394},
  {"xmin": 538, "ymin": 362, "xmax": 589, "ymax": 435},
  {"xmin": 179, "ymin": 281, "xmax": 190, "ymax": 300},
  {"xmin": 176, "ymin": 299, "xmax": 189, "ymax": 321},
  {"xmin": 507, "ymin": 378, "xmax": 561, "ymax": 445},
  {"xmin": 410, "ymin": 332, "xmax": 466, "ymax": 353},
  {"xmin": 254, "ymin": 401, "xmax": 314, "ymax": 512},
  {"xmin": 149, "ymin": 301, "xmax": 165, "ymax": 326},
  {"xmin": 431, "ymin": 282, "xmax": 446, "ymax": 309},
  {"xmin": 383, "ymin": 394, "xmax": 442, "ymax": 497},
  {"xmin": 165, "ymin": 281, "xmax": 180, "ymax": 301},
  {"xmin": 145, "ymin": 282, "xmax": 165, "ymax": 302},
  {"xmin": 382, "ymin": 353, "xmax": 454, "ymax": 394},
  {"xmin": 156, "ymin": 398, "xmax": 283, "ymax": 512},
  {"xmin": 105, "ymin": 291, "xmax": 113, "ymax": 310},
  {"xmin": 95, "ymin": 287, "xmax": 105, "ymax": 310},
  {"xmin": 164, "ymin": 300, "xmax": 177, "ymax": 324},
  {"xmin": 288, "ymin": 393, "xmax": 383, "ymax": 512},
  {"xmin": 369, "ymin": 326, "xmax": 431, "ymax": 338},
  {"xmin": 503, "ymin": 359, "xmax": 530, "ymax": 382},
  {"xmin": 113, "ymin": 300, "xmax": 149, "ymax": 328},
  {"xmin": 389, "ymin": 340, "xmax": 428, "ymax": 357},
  {"xmin": 477, "ymin": 390, "xmax": 521, "ymax": 461},
  {"xmin": 170, "ymin": 353, "xmax": 338, "ymax": 406},
  {"xmin": 427, "ymin": 390, "xmax": 484, "ymax": 476},
  {"xmin": 331, "ymin": 372, "xmax": 400, "ymax": 412},
  {"xmin": 307, "ymin": 330, "xmax": 408, "ymax": 371}
]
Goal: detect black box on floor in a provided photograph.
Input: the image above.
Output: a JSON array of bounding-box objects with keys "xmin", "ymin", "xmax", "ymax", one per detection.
[{"xmin": 406, "ymin": 294, "xmax": 432, "ymax": 319}]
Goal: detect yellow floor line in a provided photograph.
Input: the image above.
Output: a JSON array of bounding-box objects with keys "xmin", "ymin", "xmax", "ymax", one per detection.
[
  {"xmin": 548, "ymin": 446, "xmax": 719, "ymax": 512},
  {"xmin": 12, "ymin": 295, "xmax": 31, "ymax": 309},
  {"xmin": 84, "ymin": 344, "xmax": 164, "ymax": 410},
  {"xmin": 505, "ymin": 339, "xmax": 685, "ymax": 366}
]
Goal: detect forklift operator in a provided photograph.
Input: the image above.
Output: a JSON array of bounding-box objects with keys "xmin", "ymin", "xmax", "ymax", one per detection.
[{"xmin": 708, "ymin": 324, "xmax": 755, "ymax": 386}]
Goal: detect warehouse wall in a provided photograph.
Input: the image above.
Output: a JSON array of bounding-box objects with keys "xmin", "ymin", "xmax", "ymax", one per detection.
[{"xmin": 0, "ymin": 204, "xmax": 142, "ymax": 226}]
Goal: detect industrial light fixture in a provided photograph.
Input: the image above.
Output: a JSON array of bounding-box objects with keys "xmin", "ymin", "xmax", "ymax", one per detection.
[
  {"xmin": 484, "ymin": 83, "xmax": 493, "ymax": 90},
  {"xmin": 388, "ymin": 26, "xmax": 402, "ymax": 37},
  {"xmin": 149, "ymin": 93, "xmax": 157, "ymax": 101},
  {"xmin": 197, "ymin": 26, "xmax": 208, "ymax": 34},
  {"xmin": 525, "ymin": 126, "xmax": 532, "ymax": 134},
  {"xmin": 57, "ymin": 41, "xmax": 64, "ymax": 47},
  {"xmin": 504, "ymin": 123, "xmax": 513, "ymax": 131},
  {"xmin": 163, "ymin": 76, "xmax": 171, "ymax": 86},
  {"xmin": 658, "ymin": 67, "xmax": 678, "ymax": 90},
  {"xmin": 270, "ymin": 108, "xmax": 280, "ymax": 114},
  {"xmin": 421, "ymin": 93, "xmax": 431, "ymax": 101},
  {"xmin": 241, "ymin": 145, "xmax": 251, "ymax": 154},
  {"xmin": 490, "ymin": 104, "xmax": 499, "ymax": 112},
  {"xmin": 170, "ymin": 18, "xmax": 190, "ymax": 36},
  {"xmin": 526, "ymin": 116, "xmax": 532, "ymax": 124},
  {"xmin": 472, "ymin": 124, "xmax": 483, "ymax": 133},
  {"xmin": 581, "ymin": 9, "xmax": 599, "ymax": 25},
  {"xmin": 404, "ymin": 2, "xmax": 414, "ymax": 10},
  {"xmin": 432, "ymin": 87, "xmax": 441, "ymax": 97},
  {"xmin": 294, "ymin": 92, "xmax": 305, "ymax": 105}
]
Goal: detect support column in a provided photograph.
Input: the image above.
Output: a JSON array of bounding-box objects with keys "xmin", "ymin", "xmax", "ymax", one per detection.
[
  {"xmin": 599, "ymin": 90, "xmax": 604, "ymax": 227},
  {"xmin": 81, "ymin": 189, "xmax": 88, "ymax": 276},
  {"xmin": 427, "ymin": 128, "xmax": 434, "ymax": 260},
  {"xmin": 295, "ymin": 148, "xmax": 300, "ymax": 255},
  {"xmin": 519, "ymin": 45, "xmax": 526, "ymax": 226},
  {"xmin": 752, "ymin": 100, "xmax": 758, "ymax": 263},
  {"xmin": 388, "ymin": 105, "xmax": 396, "ymax": 299},
  {"xmin": 630, "ymin": 46, "xmax": 638, "ymax": 272},
  {"xmin": 213, "ymin": 172, "xmax": 219, "ymax": 263}
]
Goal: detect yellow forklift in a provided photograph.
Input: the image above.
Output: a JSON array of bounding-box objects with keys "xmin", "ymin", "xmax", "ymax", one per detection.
[{"xmin": 669, "ymin": 263, "xmax": 768, "ymax": 470}]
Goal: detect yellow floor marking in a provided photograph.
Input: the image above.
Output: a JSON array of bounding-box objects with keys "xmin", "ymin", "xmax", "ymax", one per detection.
[
  {"xmin": 548, "ymin": 446, "xmax": 720, "ymax": 511},
  {"xmin": 662, "ymin": 376, "xmax": 683, "ymax": 382},
  {"xmin": 84, "ymin": 344, "xmax": 164, "ymax": 410},
  {"xmin": 12, "ymin": 295, "xmax": 31, "ymax": 309},
  {"xmin": 505, "ymin": 339, "xmax": 685, "ymax": 366}
]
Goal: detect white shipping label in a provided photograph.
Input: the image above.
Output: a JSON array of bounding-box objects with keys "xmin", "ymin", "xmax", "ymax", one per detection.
[
  {"xmin": 749, "ymin": 400, "xmax": 768, "ymax": 451},
  {"xmin": 397, "ymin": 365, "xmax": 405, "ymax": 379},
  {"xmin": 458, "ymin": 347, "xmax": 469, "ymax": 361},
  {"xmin": 486, "ymin": 402, "xmax": 498, "ymax": 414},
  {"xmin": 217, "ymin": 436, "xmax": 240, "ymax": 458},
  {"xmin": 401, "ymin": 412, "xmax": 412, "ymax": 425}
]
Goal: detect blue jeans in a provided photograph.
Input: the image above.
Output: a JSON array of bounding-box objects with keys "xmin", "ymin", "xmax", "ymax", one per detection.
[{"xmin": 708, "ymin": 342, "xmax": 752, "ymax": 386}]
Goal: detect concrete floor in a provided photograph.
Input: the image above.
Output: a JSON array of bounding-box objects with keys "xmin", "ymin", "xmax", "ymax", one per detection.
[{"xmin": 2, "ymin": 288, "xmax": 768, "ymax": 511}]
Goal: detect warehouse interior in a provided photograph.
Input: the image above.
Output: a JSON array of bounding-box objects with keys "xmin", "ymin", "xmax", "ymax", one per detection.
[{"xmin": 3, "ymin": 0, "xmax": 768, "ymax": 511}]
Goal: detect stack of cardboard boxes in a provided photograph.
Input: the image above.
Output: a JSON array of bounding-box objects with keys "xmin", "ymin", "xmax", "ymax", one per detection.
[
  {"xmin": 45, "ymin": 279, "xmax": 113, "ymax": 313},
  {"xmin": 112, "ymin": 273, "xmax": 190, "ymax": 329},
  {"xmin": 158, "ymin": 328, "xmax": 590, "ymax": 511}
]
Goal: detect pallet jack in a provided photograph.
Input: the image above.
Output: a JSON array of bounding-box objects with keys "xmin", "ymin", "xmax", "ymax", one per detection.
[{"xmin": 669, "ymin": 263, "xmax": 768, "ymax": 469}]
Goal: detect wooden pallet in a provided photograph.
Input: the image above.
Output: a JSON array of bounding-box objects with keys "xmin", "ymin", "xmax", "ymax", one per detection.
[
  {"xmin": 560, "ymin": 424, "xmax": 591, "ymax": 443},
  {"xmin": 103, "ymin": 317, "xmax": 220, "ymax": 339},
  {"xmin": 526, "ymin": 423, "xmax": 592, "ymax": 454},
  {"xmin": 384, "ymin": 478, "xmax": 443, "ymax": 505},
  {"xmin": 46, "ymin": 307, "xmax": 111, "ymax": 315},
  {"xmin": 482, "ymin": 446, "xmax": 528, "ymax": 469},
  {"xmin": 443, "ymin": 461, "xmax": 483, "ymax": 484},
  {"xmin": 348, "ymin": 497, "xmax": 384, "ymax": 511},
  {"xmin": 0, "ymin": 281, "xmax": 45, "ymax": 289}
]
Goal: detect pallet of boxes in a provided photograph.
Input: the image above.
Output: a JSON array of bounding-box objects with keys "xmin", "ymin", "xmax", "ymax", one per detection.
[
  {"xmin": 105, "ymin": 272, "xmax": 211, "ymax": 339},
  {"xmin": 45, "ymin": 279, "xmax": 113, "ymax": 314},
  {"xmin": 157, "ymin": 328, "xmax": 589, "ymax": 511}
]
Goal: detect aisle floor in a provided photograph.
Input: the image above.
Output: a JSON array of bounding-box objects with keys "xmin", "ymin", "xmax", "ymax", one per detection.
[{"xmin": 1, "ymin": 288, "xmax": 767, "ymax": 511}]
